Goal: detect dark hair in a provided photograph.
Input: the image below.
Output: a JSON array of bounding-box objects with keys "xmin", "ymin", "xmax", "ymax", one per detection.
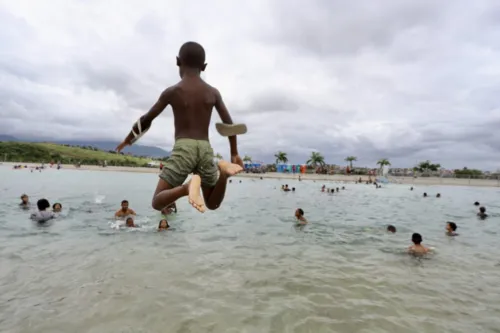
[
  {"xmin": 52, "ymin": 203, "xmax": 62, "ymax": 209},
  {"xmin": 121, "ymin": 200, "xmax": 128, "ymax": 205},
  {"xmin": 436, "ymin": 193, "xmax": 441, "ymax": 197},
  {"xmin": 297, "ymin": 208, "xmax": 304, "ymax": 216},
  {"xmin": 423, "ymin": 193, "xmax": 427, "ymax": 197},
  {"xmin": 292, "ymin": 187, "xmax": 295, "ymax": 191},
  {"xmin": 37, "ymin": 198, "xmax": 50, "ymax": 211},
  {"xmin": 158, "ymin": 219, "xmax": 169, "ymax": 228},
  {"xmin": 178, "ymin": 42, "xmax": 206, "ymax": 69},
  {"xmin": 447, "ymin": 222, "xmax": 457, "ymax": 231},
  {"xmin": 480, "ymin": 206, "xmax": 486, "ymax": 213},
  {"xmin": 412, "ymin": 233, "xmax": 422, "ymax": 245},
  {"xmin": 474, "ymin": 201, "xmax": 480, "ymax": 206},
  {"xmin": 21, "ymin": 194, "xmax": 28, "ymax": 199},
  {"xmin": 387, "ymin": 225, "xmax": 396, "ymax": 233}
]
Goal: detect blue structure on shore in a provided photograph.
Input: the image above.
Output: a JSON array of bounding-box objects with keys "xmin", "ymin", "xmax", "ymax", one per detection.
[
  {"xmin": 244, "ymin": 162, "xmax": 262, "ymax": 169},
  {"xmin": 276, "ymin": 164, "xmax": 303, "ymax": 173}
]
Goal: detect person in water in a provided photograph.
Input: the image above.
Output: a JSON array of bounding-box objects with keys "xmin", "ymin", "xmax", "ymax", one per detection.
[
  {"xmin": 115, "ymin": 200, "xmax": 136, "ymax": 218},
  {"xmin": 125, "ymin": 217, "xmax": 136, "ymax": 228},
  {"xmin": 321, "ymin": 185, "xmax": 325, "ymax": 192},
  {"xmin": 20, "ymin": 194, "xmax": 30, "ymax": 209},
  {"xmin": 423, "ymin": 192, "xmax": 428, "ymax": 197},
  {"xmin": 445, "ymin": 222, "xmax": 458, "ymax": 236},
  {"xmin": 283, "ymin": 184, "xmax": 291, "ymax": 192},
  {"xmin": 477, "ymin": 206, "xmax": 488, "ymax": 219},
  {"xmin": 30, "ymin": 198, "xmax": 56, "ymax": 223},
  {"xmin": 292, "ymin": 187, "xmax": 295, "ymax": 192},
  {"xmin": 474, "ymin": 201, "xmax": 480, "ymax": 206},
  {"xmin": 436, "ymin": 193, "xmax": 441, "ymax": 198},
  {"xmin": 295, "ymin": 208, "xmax": 307, "ymax": 225},
  {"xmin": 158, "ymin": 219, "xmax": 170, "ymax": 230},
  {"xmin": 52, "ymin": 203, "xmax": 62, "ymax": 213},
  {"xmin": 408, "ymin": 233, "xmax": 430, "ymax": 255},
  {"xmin": 117, "ymin": 42, "xmax": 244, "ymax": 213},
  {"xmin": 387, "ymin": 225, "xmax": 396, "ymax": 233}
]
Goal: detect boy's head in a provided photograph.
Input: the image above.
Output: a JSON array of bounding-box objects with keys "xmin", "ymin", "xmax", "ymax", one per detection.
[
  {"xmin": 480, "ymin": 206, "xmax": 486, "ymax": 213},
  {"xmin": 411, "ymin": 233, "xmax": 422, "ymax": 245},
  {"xmin": 21, "ymin": 194, "xmax": 29, "ymax": 203},
  {"xmin": 436, "ymin": 193, "xmax": 441, "ymax": 198},
  {"xmin": 387, "ymin": 225, "xmax": 396, "ymax": 233},
  {"xmin": 295, "ymin": 208, "xmax": 304, "ymax": 218},
  {"xmin": 177, "ymin": 42, "xmax": 207, "ymax": 75},
  {"xmin": 446, "ymin": 222, "xmax": 457, "ymax": 232},
  {"xmin": 474, "ymin": 201, "xmax": 480, "ymax": 206},
  {"xmin": 292, "ymin": 187, "xmax": 295, "ymax": 192},
  {"xmin": 126, "ymin": 217, "xmax": 135, "ymax": 227},
  {"xmin": 423, "ymin": 192, "xmax": 427, "ymax": 197},
  {"xmin": 37, "ymin": 198, "xmax": 50, "ymax": 211}
]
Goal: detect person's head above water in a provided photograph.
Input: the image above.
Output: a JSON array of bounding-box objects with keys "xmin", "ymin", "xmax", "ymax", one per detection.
[
  {"xmin": 446, "ymin": 221, "xmax": 457, "ymax": 232},
  {"xmin": 177, "ymin": 42, "xmax": 206, "ymax": 77},
  {"xmin": 423, "ymin": 193, "xmax": 428, "ymax": 197},
  {"xmin": 126, "ymin": 217, "xmax": 135, "ymax": 227},
  {"xmin": 292, "ymin": 187, "xmax": 295, "ymax": 192},
  {"xmin": 20, "ymin": 194, "xmax": 29, "ymax": 204},
  {"xmin": 37, "ymin": 198, "xmax": 50, "ymax": 211},
  {"xmin": 411, "ymin": 233, "xmax": 423, "ymax": 245},
  {"xmin": 158, "ymin": 219, "xmax": 169, "ymax": 230},
  {"xmin": 52, "ymin": 203, "xmax": 62, "ymax": 212},
  {"xmin": 480, "ymin": 206, "xmax": 486, "ymax": 213},
  {"xmin": 387, "ymin": 225, "xmax": 396, "ymax": 233},
  {"xmin": 436, "ymin": 193, "xmax": 441, "ymax": 198},
  {"xmin": 121, "ymin": 200, "xmax": 129, "ymax": 211},
  {"xmin": 474, "ymin": 201, "xmax": 480, "ymax": 206},
  {"xmin": 295, "ymin": 208, "xmax": 304, "ymax": 218}
]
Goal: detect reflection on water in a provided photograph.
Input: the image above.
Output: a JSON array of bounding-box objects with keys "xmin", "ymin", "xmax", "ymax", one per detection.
[{"xmin": 1, "ymin": 167, "xmax": 500, "ymax": 332}]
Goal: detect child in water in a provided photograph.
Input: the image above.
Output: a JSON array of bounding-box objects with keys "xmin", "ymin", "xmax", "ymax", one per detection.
[
  {"xmin": 116, "ymin": 42, "xmax": 244, "ymax": 213},
  {"xmin": 20, "ymin": 194, "xmax": 30, "ymax": 209},
  {"xmin": 445, "ymin": 222, "xmax": 458, "ymax": 236},
  {"xmin": 125, "ymin": 217, "xmax": 136, "ymax": 228},
  {"xmin": 158, "ymin": 219, "xmax": 170, "ymax": 231},
  {"xmin": 408, "ymin": 233, "xmax": 430, "ymax": 255},
  {"xmin": 295, "ymin": 208, "xmax": 307, "ymax": 225}
]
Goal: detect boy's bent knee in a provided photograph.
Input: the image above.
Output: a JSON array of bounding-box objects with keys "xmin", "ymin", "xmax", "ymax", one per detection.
[
  {"xmin": 152, "ymin": 200, "xmax": 163, "ymax": 211},
  {"xmin": 205, "ymin": 203, "xmax": 220, "ymax": 211}
]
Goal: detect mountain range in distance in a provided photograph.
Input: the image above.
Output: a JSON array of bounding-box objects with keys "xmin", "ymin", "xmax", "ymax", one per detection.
[{"xmin": 0, "ymin": 135, "xmax": 170, "ymax": 158}]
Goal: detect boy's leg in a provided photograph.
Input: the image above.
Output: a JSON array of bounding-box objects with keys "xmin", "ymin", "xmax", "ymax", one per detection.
[
  {"xmin": 151, "ymin": 178, "xmax": 189, "ymax": 211},
  {"xmin": 201, "ymin": 160, "xmax": 242, "ymax": 210}
]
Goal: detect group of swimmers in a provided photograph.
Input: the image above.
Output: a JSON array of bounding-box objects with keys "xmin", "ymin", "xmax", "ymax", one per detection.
[{"xmin": 113, "ymin": 199, "xmax": 176, "ymax": 231}]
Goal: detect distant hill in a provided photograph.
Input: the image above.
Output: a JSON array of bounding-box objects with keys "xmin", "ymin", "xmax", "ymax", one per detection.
[{"xmin": 0, "ymin": 136, "xmax": 169, "ymax": 158}]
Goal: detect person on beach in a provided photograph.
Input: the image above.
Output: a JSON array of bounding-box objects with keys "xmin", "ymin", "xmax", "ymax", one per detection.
[
  {"xmin": 115, "ymin": 200, "xmax": 136, "ymax": 218},
  {"xmin": 477, "ymin": 206, "xmax": 488, "ymax": 219},
  {"xmin": 445, "ymin": 222, "xmax": 458, "ymax": 236},
  {"xmin": 20, "ymin": 194, "xmax": 30, "ymax": 209},
  {"xmin": 31, "ymin": 198, "xmax": 56, "ymax": 223},
  {"xmin": 158, "ymin": 219, "xmax": 170, "ymax": 230},
  {"xmin": 116, "ymin": 42, "xmax": 243, "ymax": 213},
  {"xmin": 295, "ymin": 208, "xmax": 307, "ymax": 225},
  {"xmin": 408, "ymin": 233, "xmax": 429, "ymax": 255}
]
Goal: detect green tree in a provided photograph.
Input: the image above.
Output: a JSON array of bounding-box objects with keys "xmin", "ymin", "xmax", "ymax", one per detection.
[
  {"xmin": 345, "ymin": 156, "xmax": 357, "ymax": 169},
  {"xmin": 413, "ymin": 160, "xmax": 441, "ymax": 174},
  {"xmin": 307, "ymin": 151, "xmax": 325, "ymax": 167},
  {"xmin": 376, "ymin": 158, "xmax": 391, "ymax": 171},
  {"xmin": 243, "ymin": 155, "xmax": 252, "ymax": 163},
  {"xmin": 274, "ymin": 151, "xmax": 288, "ymax": 165},
  {"xmin": 454, "ymin": 167, "xmax": 483, "ymax": 178}
]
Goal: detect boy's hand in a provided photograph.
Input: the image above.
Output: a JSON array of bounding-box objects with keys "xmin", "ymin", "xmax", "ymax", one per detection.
[
  {"xmin": 231, "ymin": 154, "xmax": 243, "ymax": 168},
  {"xmin": 116, "ymin": 141, "xmax": 129, "ymax": 153}
]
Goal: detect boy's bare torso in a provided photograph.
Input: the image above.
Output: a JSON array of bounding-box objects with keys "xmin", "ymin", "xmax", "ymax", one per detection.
[{"xmin": 167, "ymin": 77, "xmax": 217, "ymax": 141}]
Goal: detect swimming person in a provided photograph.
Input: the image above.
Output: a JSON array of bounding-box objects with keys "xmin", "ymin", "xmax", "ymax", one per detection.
[
  {"xmin": 116, "ymin": 42, "xmax": 244, "ymax": 213},
  {"xmin": 446, "ymin": 222, "xmax": 458, "ymax": 236},
  {"xmin": 115, "ymin": 200, "xmax": 136, "ymax": 218},
  {"xmin": 408, "ymin": 233, "xmax": 430, "ymax": 255},
  {"xmin": 158, "ymin": 219, "xmax": 170, "ymax": 231},
  {"xmin": 474, "ymin": 201, "xmax": 480, "ymax": 206},
  {"xmin": 295, "ymin": 208, "xmax": 307, "ymax": 225},
  {"xmin": 436, "ymin": 193, "xmax": 441, "ymax": 198},
  {"xmin": 30, "ymin": 198, "xmax": 56, "ymax": 223},
  {"xmin": 125, "ymin": 217, "xmax": 136, "ymax": 228},
  {"xmin": 52, "ymin": 203, "xmax": 62, "ymax": 213},
  {"xmin": 387, "ymin": 225, "xmax": 396, "ymax": 233},
  {"xmin": 20, "ymin": 194, "xmax": 30, "ymax": 209},
  {"xmin": 423, "ymin": 193, "xmax": 428, "ymax": 197},
  {"xmin": 477, "ymin": 206, "xmax": 488, "ymax": 219}
]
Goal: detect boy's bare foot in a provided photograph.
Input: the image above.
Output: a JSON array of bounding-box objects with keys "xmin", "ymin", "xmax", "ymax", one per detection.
[
  {"xmin": 218, "ymin": 160, "xmax": 244, "ymax": 177},
  {"xmin": 188, "ymin": 175, "xmax": 206, "ymax": 213}
]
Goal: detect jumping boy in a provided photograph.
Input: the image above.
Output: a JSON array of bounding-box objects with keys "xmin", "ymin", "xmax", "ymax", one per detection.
[{"xmin": 116, "ymin": 42, "xmax": 243, "ymax": 213}]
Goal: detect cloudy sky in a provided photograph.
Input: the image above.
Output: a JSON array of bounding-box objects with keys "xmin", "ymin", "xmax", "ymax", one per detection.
[{"xmin": 1, "ymin": 0, "xmax": 500, "ymax": 169}]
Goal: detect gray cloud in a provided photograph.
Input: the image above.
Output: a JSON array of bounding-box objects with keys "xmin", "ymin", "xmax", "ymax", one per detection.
[{"xmin": 0, "ymin": 1, "xmax": 499, "ymax": 170}]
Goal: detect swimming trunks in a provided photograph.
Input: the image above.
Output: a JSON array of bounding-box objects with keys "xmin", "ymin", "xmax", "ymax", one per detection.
[{"xmin": 160, "ymin": 139, "xmax": 218, "ymax": 188}]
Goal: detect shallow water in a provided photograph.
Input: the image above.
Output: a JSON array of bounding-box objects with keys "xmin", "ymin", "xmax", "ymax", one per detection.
[{"xmin": 1, "ymin": 166, "xmax": 500, "ymax": 333}]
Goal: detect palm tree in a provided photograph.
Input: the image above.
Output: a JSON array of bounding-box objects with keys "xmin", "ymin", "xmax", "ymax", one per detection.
[
  {"xmin": 345, "ymin": 156, "xmax": 357, "ymax": 169},
  {"xmin": 243, "ymin": 155, "xmax": 252, "ymax": 163},
  {"xmin": 274, "ymin": 151, "xmax": 288, "ymax": 165},
  {"xmin": 306, "ymin": 151, "xmax": 325, "ymax": 167},
  {"xmin": 376, "ymin": 158, "xmax": 391, "ymax": 173},
  {"xmin": 214, "ymin": 152, "xmax": 223, "ymax": 160}
]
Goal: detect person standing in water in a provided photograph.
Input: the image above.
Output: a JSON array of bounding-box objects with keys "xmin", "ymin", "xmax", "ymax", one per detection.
[
  {"xmin": 20, "ymin": 194, "xmax": 30, "ymax": 209},
  {"xmin": 295, "ymin": 208, "xmax": 307, "ymax": 225},
  {"xmin": 115, "ymin": 200, "xmax": 136, "ymax": 218},
  {"xmin": 116, "ymin": 42, "xmax": 244, "ymax": 213},
  {"xmin": 408, "ymin": 233, "xmax": 430, "ymax": 255}
]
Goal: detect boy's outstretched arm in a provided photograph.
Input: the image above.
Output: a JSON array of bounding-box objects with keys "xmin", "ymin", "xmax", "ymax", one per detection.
[
  {"xmin": 116, "ymin": 88, "xmax": 172, "ymax": 152},
  {"xmin": 214, "ymin": 88, "xmax": 238, "ymax": 156}
]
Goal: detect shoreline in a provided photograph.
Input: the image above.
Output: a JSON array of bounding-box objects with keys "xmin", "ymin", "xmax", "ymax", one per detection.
[{"xmin": 2, "ymin": 162, "xmax": 499, "ymax": 187}]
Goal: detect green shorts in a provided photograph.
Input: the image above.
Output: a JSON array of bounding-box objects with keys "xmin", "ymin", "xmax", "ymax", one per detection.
[{"xmin": 160, "ymin": 139, "xmax": 218, "ymax": 188}]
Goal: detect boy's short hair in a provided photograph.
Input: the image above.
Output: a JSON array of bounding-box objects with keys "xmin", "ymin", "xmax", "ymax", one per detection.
[
  {"xmin": 480, "ymin": 206, "xmax": 486, "ymax": 212},
  {"xmin": 297, "ymin": 208, "xmax": 304, "ymax": 215},
  {"xmin": 447, "ymin": 222, "xmax": 457, "ymax": 231},
  {"xmin": 21, "ymin": 194, "xmax": 28, "ymax": 199},
  {"xmin": 37, "ymin": 198, "xmax": 50, "ymax": 211},
  {"xmin": 121, "ymin": 200, "xmax": 128, "ymax": 204},
  {"xmin": 412, "ymin": 233, "xmax": 422, "ymax": 244},
  {"xmin": 387, "ymin": 225, "xmax": 396, "ymax": 233},
  {"xmin": 178, "ymin": 42, "xmax": 206, "ymax": 69}
]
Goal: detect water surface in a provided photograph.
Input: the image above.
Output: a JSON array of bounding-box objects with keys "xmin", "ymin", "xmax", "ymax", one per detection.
[{"xmin": 1, "ymin": 166, "xmax": 500, "ymax": 333}]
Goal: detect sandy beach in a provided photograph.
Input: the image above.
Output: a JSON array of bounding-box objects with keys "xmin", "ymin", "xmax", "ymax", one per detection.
[{"xmin": 2, "ymin": 162, "xmax": 499, "ymax": 187}]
